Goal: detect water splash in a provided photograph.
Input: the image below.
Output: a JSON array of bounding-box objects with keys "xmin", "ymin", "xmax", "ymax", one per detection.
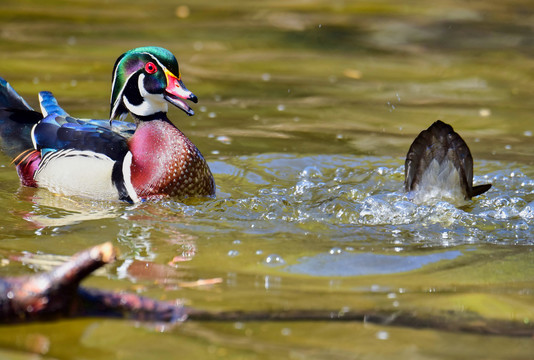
[{"xmin": 201, "ymin": 154, "xmax": 534, "ymax": 247}]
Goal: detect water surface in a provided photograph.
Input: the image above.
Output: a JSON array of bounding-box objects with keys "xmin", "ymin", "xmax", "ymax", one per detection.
[{"xmin": 0, "ymin": 0, "xmax": 533, "ymax": 359}]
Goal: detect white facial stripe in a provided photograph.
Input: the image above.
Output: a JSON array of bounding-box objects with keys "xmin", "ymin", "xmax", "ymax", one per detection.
[
  {"xmin": 142, "ymin": 52, "xmax": 170, "ymax": 74},
  {"xmin": 111, "ymin": 69, "xmax": 137, "ymax": 119},
  {"xmin": 122, "ymin": 74, "xmax": 168, "ymax": 116}
]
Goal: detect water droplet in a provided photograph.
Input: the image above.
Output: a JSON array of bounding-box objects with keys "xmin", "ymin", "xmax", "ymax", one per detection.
[
  {"xmin": 199, "ymin": 106, "xmax": 207, "ymax": 112},
  {"xmin": 376, "ymin": 331, "xmax": 389, "ymax": 340},
  {"xmin": 216, "ymin": 135, "xmax": 232, "ymax": 145},
  {"xmin": 515, "ymin": 220, "xmax": 529, "ymax": 230},
  {"xmin": 264, "ymin": 254, "xmax": 285, "ymax": 266},
  {"xmin": 277, "ymin": 104, "xmax": 285, "ymax": 111},
  {"xmin": 227, "ymin": 250, "xmax": 239, "ymax": 257},
  {"xmin": 524, "ymin": 130, "xmax": 532, "ymax": 137},
  {"xmin": 208, "ymin": 112, "xmax": 217, "ymax": 118},
  {"xmin": 300, "ymin": 166, "xmax": 322, "ymax": 178},
  {"xmin": 329, "ymin": 247, "xmax": 343, "ymax": 255},
  {"xmin": 376, "ymin": 167, "xmax": 389, "ymax": 175},
  {"xmin": 262, "ymin": 73, "xmax": 271, "ymax": 81},
  {"xmin": 193, "ymin": 41, "xmax": 204, "ymax": 51},
  {"xmin": 233, "ymin": 240, "xmax": 241, "ymax": 245},
  {"xmin": 281, "ymin": 328, "xmax": 291, "ymax": 336}
]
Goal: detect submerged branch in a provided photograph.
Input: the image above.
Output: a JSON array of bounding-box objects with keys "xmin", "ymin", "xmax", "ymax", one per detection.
[
  {"xmin": 186, "ymin": 308, "xmax": 534, "ymax": 337},
  {"xmin": 0, "ymin": 242, "xmax": 532, "ymax": 338}
]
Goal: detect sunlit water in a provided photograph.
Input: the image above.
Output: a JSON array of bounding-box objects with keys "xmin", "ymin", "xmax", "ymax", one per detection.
[{"xmin": 0, "ymin": 0, "xmax": 534, "ymax": 359}]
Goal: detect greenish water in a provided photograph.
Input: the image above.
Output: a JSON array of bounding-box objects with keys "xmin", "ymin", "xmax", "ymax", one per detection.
[{"xmin": 0, "ymin": 0, "xmax": 534, "ymax": 358}]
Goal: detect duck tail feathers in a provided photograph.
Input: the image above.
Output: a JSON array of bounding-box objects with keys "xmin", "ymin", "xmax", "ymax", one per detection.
[{"xmin": 0, "ymin": 77, "xmax": 43, "ymax": 158}]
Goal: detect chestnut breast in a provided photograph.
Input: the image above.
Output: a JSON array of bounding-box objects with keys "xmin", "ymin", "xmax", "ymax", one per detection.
[{"xmin": 128, "ymin": 120, "xmax": 215, "ymax": 198}]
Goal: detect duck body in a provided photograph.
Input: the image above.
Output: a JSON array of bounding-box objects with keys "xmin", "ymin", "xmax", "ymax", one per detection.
[
  {"xmin": 404, "ymin": 120, "xmax": 491, "ymax": 204},
  {"xmin": 0, "ymin": 47, "xmax": 215, "ymax": 203}
]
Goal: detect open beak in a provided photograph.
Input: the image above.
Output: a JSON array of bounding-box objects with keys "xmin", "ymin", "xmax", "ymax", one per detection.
[{"xmin": 163, "ymin": 68, "xmax": 198, "ymax": 116}]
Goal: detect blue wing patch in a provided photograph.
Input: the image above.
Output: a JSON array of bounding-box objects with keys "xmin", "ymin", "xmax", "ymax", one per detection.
[
  {"xmin": 32, "ymin": 115, "xmax": 132, "ymax": 161},
  {"xmin": 33, "ymin": 91, "xmax": 137, "ymax": 161},
  {"xmin": 39, "ymin": 91, "xmax": 69, "ymax": 117}
]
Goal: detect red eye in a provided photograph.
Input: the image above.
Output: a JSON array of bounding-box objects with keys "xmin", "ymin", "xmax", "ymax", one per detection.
[{"xmin": 145, "ymin": 62, "xmax": 157, "ymax": 74}]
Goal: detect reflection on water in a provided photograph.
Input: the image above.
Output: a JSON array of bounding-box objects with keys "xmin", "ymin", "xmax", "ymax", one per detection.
[
  {"xmin": 285, "ymin": 249, "xmax": 463, "ymax": 276},
  {"xmin": 21, "ymin": 188, "xmax": 123, "ymax": 227},
  {"xmin": 0, "ymin": 0, "xmax": 534, "ymax": 358}
]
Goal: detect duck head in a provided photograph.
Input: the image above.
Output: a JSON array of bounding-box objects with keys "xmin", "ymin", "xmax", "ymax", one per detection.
[{"xmin": 110, "ymin": 46, "xmax": 198, "ymax": 121}]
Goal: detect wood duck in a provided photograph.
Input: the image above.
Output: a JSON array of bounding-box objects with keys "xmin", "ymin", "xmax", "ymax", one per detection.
[
  {"xmin": 0, "ymin": 46, "xmax": 215, "ymax": 203},
  {"xmin": 405, "ymin": 120, "xmax": 491, "ymax": 204}
]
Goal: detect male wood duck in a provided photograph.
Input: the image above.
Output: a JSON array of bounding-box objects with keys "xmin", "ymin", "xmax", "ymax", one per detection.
[
  {"xmin": 0, "ymin": 46, "xmax": 215, "ymax": 203},
  {"xmin": 404, "ymin": 120, "xmax": 491, "ymax": 204}
]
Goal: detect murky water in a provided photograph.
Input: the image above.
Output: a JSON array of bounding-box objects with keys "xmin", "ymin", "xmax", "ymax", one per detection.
[{"xmin": 0, "ymin": 0, "xmax": 533, "ymax": 359}]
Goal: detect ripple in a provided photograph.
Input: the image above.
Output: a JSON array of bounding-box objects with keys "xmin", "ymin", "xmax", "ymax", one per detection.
[{"xmin": 198, "ymin": 154, "xmax": 534, "ymax": 246}]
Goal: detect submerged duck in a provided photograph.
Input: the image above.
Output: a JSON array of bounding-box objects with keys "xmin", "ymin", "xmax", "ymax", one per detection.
[
  {"xmin": 0, "ymin": 46, "xmax": 215, "ymax": 203},
  {"xmin": 404, "ymin": 120, "xmax": 491, "ymax": 204}
]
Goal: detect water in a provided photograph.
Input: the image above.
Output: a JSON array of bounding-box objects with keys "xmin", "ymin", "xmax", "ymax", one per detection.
[{"xmin": 0, "ymin": 0, "xmax": 533, "ymax": 359}]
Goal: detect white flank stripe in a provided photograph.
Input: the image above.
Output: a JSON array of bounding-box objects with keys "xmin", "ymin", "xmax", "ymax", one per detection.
[
  {"xmin": 30, "ymin": 123, "xmax": 38, "ymax": 150},
  {"xmin": 122, "ymin": 151, "xmax": 140, "ymax": 203}
]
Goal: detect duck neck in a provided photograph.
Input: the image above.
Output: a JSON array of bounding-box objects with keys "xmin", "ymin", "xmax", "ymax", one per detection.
[{"xmin": 132, "ymin": 111, "xmax": 170, "ymax": 124}]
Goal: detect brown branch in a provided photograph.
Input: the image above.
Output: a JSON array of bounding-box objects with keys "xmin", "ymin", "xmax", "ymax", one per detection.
[
  {"xmin": 0, "ymin": 242, "xmax": 186, "ymax": 323},
  {"xmin": 0, "ymin": 242, "xmax": 116, "ymax": 322},
  {"xmin": 0, "ymin": 243, "xmax": 532, "ymax": 338}
]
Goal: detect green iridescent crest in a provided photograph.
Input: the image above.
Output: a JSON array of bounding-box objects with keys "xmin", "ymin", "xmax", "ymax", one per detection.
[{"xmin": 109, "ymin": 46, "xmax": 180, "ymax": 120}]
